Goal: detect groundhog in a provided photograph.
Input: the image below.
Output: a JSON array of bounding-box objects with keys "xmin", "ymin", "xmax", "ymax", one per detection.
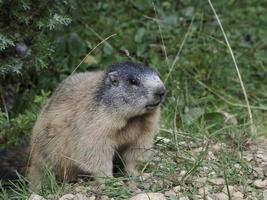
[{"xmin": 0, "ymin": 61, "xmax": 166, "ymax": 191}]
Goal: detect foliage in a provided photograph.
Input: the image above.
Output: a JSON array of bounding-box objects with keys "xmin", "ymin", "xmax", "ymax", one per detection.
[
  {"xmin": 0, "ymin": 0, "xmax": 73, "ymax": 146},
  {"xmin": 0, "ymin": 90, "xmax": 50, "ymax": 148},
  {"xmin": 0, "ymin": 0, "xmax": 72, "ymax": 76}
]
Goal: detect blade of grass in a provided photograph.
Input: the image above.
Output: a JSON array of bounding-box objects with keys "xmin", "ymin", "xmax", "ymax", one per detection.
[
  {"xmin": 152, "ymin": 1, "xmax": 170, "ymax": 68},
  {"xmin": 180, "ymin": 68, "xmax": 267, "ymax": 111},
  {"xmin": 87, "ymin": 27, "xmax": 134, "ymax": 60},
  {"xmin": 8, "ymin": 173, "xmax": 30, "ymax": 199},
  {"xmin": 182, "ymin": 141, "xmax": 209, "ymax": 182},
  {"xmin": 164, "ymin": 16, "xmax": 195, "ymax": 84},
  {"xmin": 208, "ymin": 0, "xmax": 255, "ymax": 135},
  {"xmin": 223, "ymin": 170, "xmax": 232, "ymax": 200},
  {"xmin": 0, "ymin": 86, "xmax": 9, "ymax": 123},
  {"xmin": 173, "ymin": 96, "xmax": 181, "ymax": 156},
  {"xmin": 71, "ymin": 33, "xmax": 117, "ymax": 75}
]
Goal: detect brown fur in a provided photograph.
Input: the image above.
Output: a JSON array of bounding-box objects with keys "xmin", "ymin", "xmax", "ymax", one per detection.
[{"xmin": 28, "ymin": 71, "xmax": 161, "ymax": 190}]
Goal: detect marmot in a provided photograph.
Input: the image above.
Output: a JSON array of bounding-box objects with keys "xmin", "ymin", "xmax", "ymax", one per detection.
[{"xmin": 0, "ymin": 61, "xmax": 166, "ymax": 191}]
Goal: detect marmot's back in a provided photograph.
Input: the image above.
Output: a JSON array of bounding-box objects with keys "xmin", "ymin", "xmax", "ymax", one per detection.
[
  {"xmin": 43, "ymin": 71, "xmax": 104, "ymax": 111},
  {"xmin": 33, "ymin": 71, "xmax": 104, "ymax": 131}
]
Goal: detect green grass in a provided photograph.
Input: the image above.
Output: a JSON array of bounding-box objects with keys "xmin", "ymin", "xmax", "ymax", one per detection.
[{"xmin": 1, "ymin": 0, "xmax": 267, "ymax": 199}]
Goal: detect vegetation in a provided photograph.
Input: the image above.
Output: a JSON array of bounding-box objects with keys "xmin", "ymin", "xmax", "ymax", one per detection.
[{"xmin": 0, "ymin": 0, "xmax": 266, "ymax": 199}]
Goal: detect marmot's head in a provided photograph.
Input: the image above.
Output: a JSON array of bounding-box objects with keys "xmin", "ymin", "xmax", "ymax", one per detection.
[{"xmin": 96, "ymin": 61, "xmax": 166, "ymax": 118}]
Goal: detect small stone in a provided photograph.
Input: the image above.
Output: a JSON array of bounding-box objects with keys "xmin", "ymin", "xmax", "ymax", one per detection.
[
  {"xmin": 179, "ymin": 141, "xmax": 187, "ymax": 146},
  {"xmin": 97, "ymin": 183, "xmax": 107, "ymax": 190},
  {"xmin": 192, "ymin": 195, "xmax": 202, "ymax": 200},
  {"xmin": 244, "ymin": 153, "xmax": 253, "ymax": 162},
  {"xmin": 143, "ymin": 182, "xmax": 150, "ymax": 190},
  {"xmin": 207, "ymin": 151, "xmax": 216, "ymax": 160},
  {"xmin": 205, "ymin": 196, "xmax": 214, "ymax": 200},
  {"xmin": 222, "ymin": 185, "xmax": 235, "ymax": 194},
  {"xmin": 263, "ymin": 190, "xmax": 267, "ymax": 200},
  {"xmin": 74, "ymin": 193, "xmax": 89, "ymax": 200},
  {"xmin": 113, "ymin": 180, "xmax": 124, "ymax": 186},
  {"xmin": 194, "ymin": 177, "xmax": 207, "ymax": 188},
  {"xmin": 209, "ymin": 178, "xmax": 225, "ymax": 185},
  {"xmin": 75, "ymin": 186, "xmax": 87, "ymax": 193},
  {"xmin": 198, "ymin": 187, "xmax": 209, "ymax": 195},
  {"xmin": 127, "ymin": 181, "xmax": 142, "ymax": 193},
  {"xmin": 28, "ymin": 194, "xmax": 46, "ymax": 200},
  {"xmin": 88, "ymin": 196, "xmax": 96, "ymax": 200},
  {"xmin": 180, "ymin": 170, "xmax": 187, "ymax": 176},
  {"xmin": 100, "ymin": 196, "xmax": 109, "ymax": 200},
  {"xmin": 192, "ymin": 147, "xmax": 202, "ymax": 154},
  {"xmin": 256, "ymin": 153, "xmax": 264, "ymax": 160},
  {"xmin": 129, "ymin": 193, "xmax": 166, "ymax": 200},
  {"xmin": 210, "ymin": 193, "xmax": 228, "ymax": 200},
  {"xmin": 140, "ymin": 173, "xmax": 151, "ymax": 181},
  {"xmin": 156, "ymin": 136, "xmax": 171, "ymax": 144},
  {"xmin": 47, "ymin": 194, "xmax": 57, "ymax": 200},
  {"xmin": 211, "ymin": 143, "xmax": 221, "ymax": 151},
  {"xmin": 254, "ymin": 167, "xmax": 264, "ymax": 177},
  {"xmin": 59, "ymin": 194, "xmax": 75, "ymax": 200},
  {"xmin": 233, "ymin": 191, "xmax": 243, "ymax": 198},
  {"xmin": 234, "ymin": 164, "xmax": 241, "ymax": 169},
  {"xmin": 198, "ymin": 177, "xmax": 208, "ymax": 183},
  {"xmin": 164, "ymin": 190, "xmax": 176, "ymax": 197},
  {"xmin": 254, "ymin": 179, "xmax": 267, "ymax": 188},
  {"xmin": 262, "ymin": 154, "xmax": 267, "ymax": 162},
  {"xmin": 173, "ymin": 186, "xmax": 181, "ymax": 193},
  {"xmin": 209, "ymin": 171, "xmax": 216, "ymax": 176},
  {"xmin": 179, "ymin": 197, "xmax": 189, "ymax": 200}
]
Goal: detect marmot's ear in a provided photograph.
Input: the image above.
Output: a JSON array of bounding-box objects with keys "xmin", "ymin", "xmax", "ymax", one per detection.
[{"xmin": 107, "ymin": 71, "xmax": 119, "ymax": 86}]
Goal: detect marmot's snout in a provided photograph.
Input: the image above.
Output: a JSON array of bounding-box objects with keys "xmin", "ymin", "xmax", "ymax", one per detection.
[
  {"xmin": 146, "ymin": 78, "xmax": 166, "ymax": 109},
  {"xmin": 154, "ymin": 85, "xmax": 166, "ymax": 100}
]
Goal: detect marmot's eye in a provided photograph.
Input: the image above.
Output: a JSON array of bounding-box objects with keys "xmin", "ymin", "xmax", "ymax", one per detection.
[
  {"xmin": 129, "ymin": 78, "xmax": 139, "ymax": 86},
  {"xmin": 111, "ymin": 79, "xmax": 118, "ymax": 84}
]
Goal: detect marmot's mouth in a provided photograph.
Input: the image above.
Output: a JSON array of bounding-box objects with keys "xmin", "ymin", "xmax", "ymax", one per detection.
[{"xmin": 145, "ymin": 100, "xmax": 161, "ymax": 109}]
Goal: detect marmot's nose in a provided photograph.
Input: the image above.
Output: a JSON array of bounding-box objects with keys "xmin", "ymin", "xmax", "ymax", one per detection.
[{"xmin": 154, "ymin": 86, "xmax": 166, "ymax": 98}]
